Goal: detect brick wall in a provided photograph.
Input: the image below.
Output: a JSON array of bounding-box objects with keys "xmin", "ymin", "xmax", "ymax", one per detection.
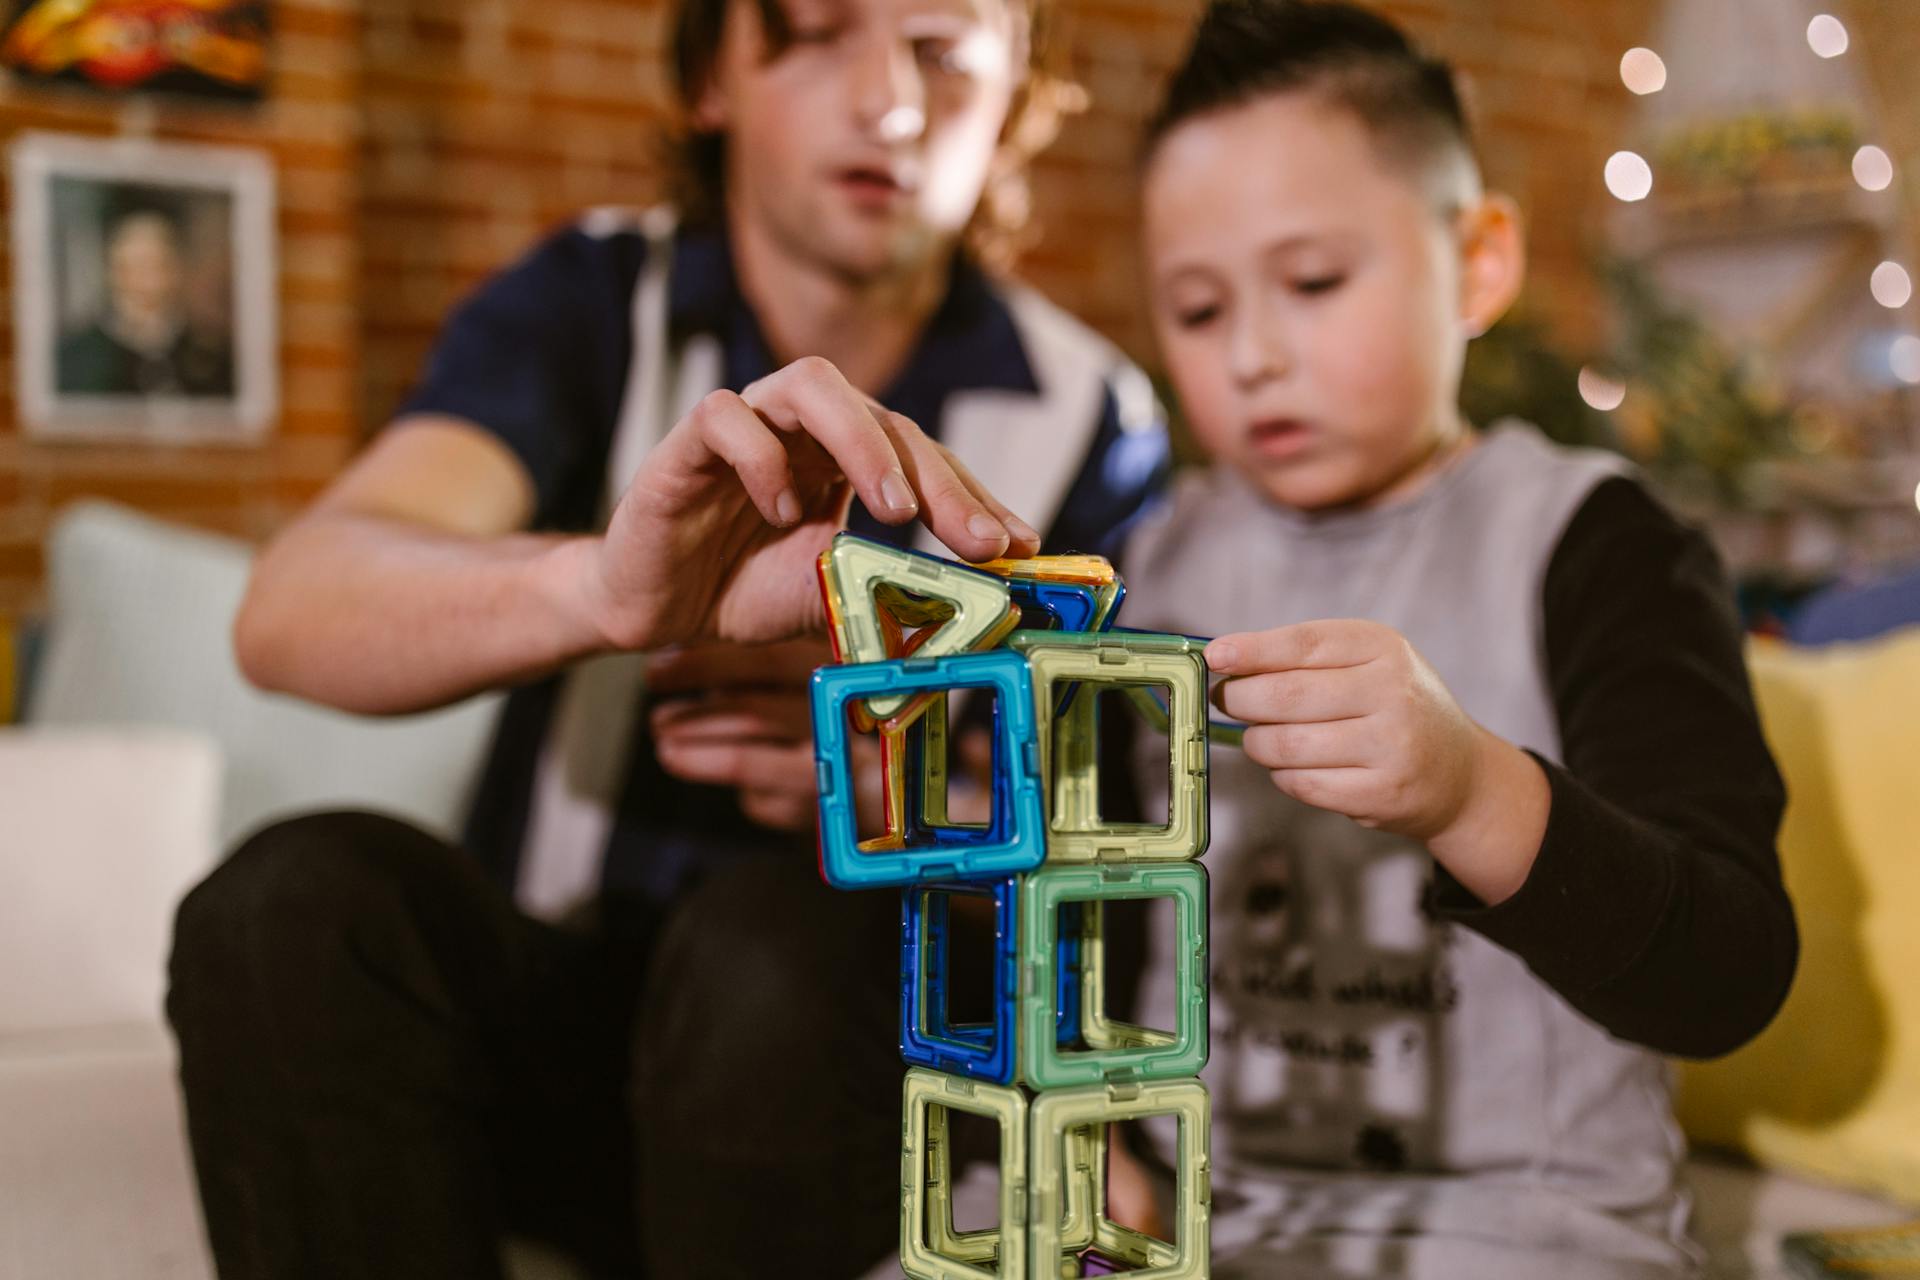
[
  {"xmin": 0, "ymin": 0, "xmax": 360, "ymax": 616},
  {"xmin": 0, "ymin": 0, "xmax": 1663, "ymax": 614}
]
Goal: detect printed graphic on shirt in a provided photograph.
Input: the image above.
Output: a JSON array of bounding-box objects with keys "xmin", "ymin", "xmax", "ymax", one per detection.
[{"xmin": 1197, "ymin": 762, "xmax": 1457, "ymax": 1174}]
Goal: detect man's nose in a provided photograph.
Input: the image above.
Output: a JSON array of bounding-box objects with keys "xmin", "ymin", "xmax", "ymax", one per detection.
[{"xmin": 852, "ymin": 34, "xmax": 926, "ymax": 144}]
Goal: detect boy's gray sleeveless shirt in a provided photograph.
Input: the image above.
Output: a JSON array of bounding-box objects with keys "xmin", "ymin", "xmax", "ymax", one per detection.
[{"xmin": 1121, "ymin": 424, "xmax": 1701, "ymax": 1277}]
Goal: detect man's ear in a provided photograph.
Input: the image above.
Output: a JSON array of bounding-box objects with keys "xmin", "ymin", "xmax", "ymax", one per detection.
[
  {"xmin": 1458, "ymin": 193, "xmax": 1524, "ymax": 338},
  {"xmin": 688, "ymin": 1, "xmax": 743, "ymax": 132},
  {"xmin": 691, "ymin": 68, "xmax": 731, "ymax": 131}
]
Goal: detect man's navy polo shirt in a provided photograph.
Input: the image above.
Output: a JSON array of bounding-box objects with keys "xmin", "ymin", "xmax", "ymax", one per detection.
[{"xmin": 396, "ymin": 215, "xmax": 1169, "ymax": 907}]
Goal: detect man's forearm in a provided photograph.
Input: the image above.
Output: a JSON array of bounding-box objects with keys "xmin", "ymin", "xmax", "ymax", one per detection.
[{"xmin": 234, "ymin": 512, "xmax": 612, "ymax": 715}]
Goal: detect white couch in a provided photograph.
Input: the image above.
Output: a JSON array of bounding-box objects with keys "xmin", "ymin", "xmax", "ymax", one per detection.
[
  {"xmin": 0, "ymin": 501, "xmax": 1906, "ymax": 1279},
  {"xmin": 0, "ymin": 502, "xmax": 554, "ymax": 1279}
]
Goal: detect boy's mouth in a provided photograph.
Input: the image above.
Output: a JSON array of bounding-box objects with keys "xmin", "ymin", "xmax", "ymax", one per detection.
[{"xmin": 1248, "ymin": 417, "xmax": 1314, "ymax": 459}]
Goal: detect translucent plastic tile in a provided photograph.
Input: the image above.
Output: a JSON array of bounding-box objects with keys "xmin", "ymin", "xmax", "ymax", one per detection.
[
  {"xmin": 1028, "ymin": 1079, "xmax": 1212, "ymax": 1279},
  {"xmin": 812, "ymin": 652, "xmax": 1044, "ymax": 889},
  {"xmin": 1007, "ymin": 577, "xmax": 1104, "ymax": 633},
  {"xmin": 1018, "ymin": 863, "xmax": 1209, "ymax": 1089},
  {"xmin": 817, "ymin": 534, "xmax": 1020, "ymax": 724},
  {"xmin": 902, "ymin": 1070, "xmax": 1030, "ymax": 1280},
  {"xmin": 900, "ymin": 880, "xmax": 1085, "ymax": 1084},
  {"xmin": 1007, "ymin": 630, "xmax": 1210, "ymax": 863},
  {"xmin": 978, "ymin": 553, "xmax": 1127, "ymax": 633},
  {"xmin": 1106, "ymin": 628, "xmax": 1248, "ymax": 747},
  {"xmin": 902, "ymin": 1069, "xmax": 1103, "ymax": 1279}
]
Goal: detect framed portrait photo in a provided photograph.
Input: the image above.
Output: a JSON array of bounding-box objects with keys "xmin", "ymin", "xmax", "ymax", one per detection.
[{"xmin": 10, "ymin": 131, "xmax": 277, "ymax": 444}]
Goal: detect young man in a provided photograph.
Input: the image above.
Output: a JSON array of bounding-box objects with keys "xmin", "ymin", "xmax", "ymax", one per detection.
[{"xmin": 165, "ymin": 0, "xmax": 1167, "ymax": 1274}]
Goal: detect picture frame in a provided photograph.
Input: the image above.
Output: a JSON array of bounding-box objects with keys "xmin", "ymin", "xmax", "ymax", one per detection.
[{"xmin": 10, "ymin": 130, "xmax": 277, "ymax": 444}]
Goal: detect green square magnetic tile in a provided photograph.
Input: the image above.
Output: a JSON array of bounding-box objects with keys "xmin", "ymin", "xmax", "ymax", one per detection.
[
  {"xmin": 1018, "ymin": 864, "xmax": 1209, "ymax": 1089},
  {"xmin": 1028, "ymin": 1079, "xmax": 1212, "ymax": 1279},
  {"xmin": 1075, "ymin": 900, "xmax": 1176, "ymax": 1053},
  {"xmin": 924, "ymin": 1117, "xmax": 1103, "ymax": 1266},
  {"xmin": 901, "ymin": 1070, "xmax": 1103, "ymax": 1279},
  {"xmin": 1005, "ymin": 630, "xmax": 1209, "ymax": 863},
  {"xmin": 902, "ymin": 1070, "xmax": 1028, "ymax": 1280}
]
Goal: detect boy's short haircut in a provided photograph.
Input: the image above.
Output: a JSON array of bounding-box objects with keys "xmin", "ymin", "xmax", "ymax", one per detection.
[
  {"xmin": 1143, "ymin": 0, "xmax": 1480, "ymax": 204},
  {"xmin": 666, "ymin": 0, "xmax": 1081, "ymax": 266}
]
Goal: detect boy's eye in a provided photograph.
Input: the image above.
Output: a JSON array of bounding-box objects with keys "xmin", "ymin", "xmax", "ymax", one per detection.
[
  {"xmin": 788, "ymin": 22, "xmax": 845, "ymax": 43},
  {"xmin": 1293, "ymin": 274, "xmax": 1346, "ymax": 297},
  {"xmin": 1175, "ymin": 304, "xmax": 1221, "ymax": 329}
]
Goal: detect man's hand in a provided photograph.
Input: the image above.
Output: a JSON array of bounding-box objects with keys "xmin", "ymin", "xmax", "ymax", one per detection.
[
  {"xmin": 560, "ymin": 357, "xmax": 1040, "ymax": 655},
  {"xmin": 1206, "ymin": 620, "xmax": 1551, "ymax": 905},
  {"xmin": 647, "ymin": 639, "xmax": 828, "ymax": 832}
]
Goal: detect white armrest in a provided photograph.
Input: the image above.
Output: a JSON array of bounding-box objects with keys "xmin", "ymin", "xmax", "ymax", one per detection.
[{"xmin": 0, "ymin": 727, "xmax": 220, "ymax": 1034}]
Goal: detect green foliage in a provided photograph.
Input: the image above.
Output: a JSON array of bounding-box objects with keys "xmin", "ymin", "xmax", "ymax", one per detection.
[
  {"xmin": 1599, "ymin": 258, "xmax": 1804, "ymax": 504},
  {"xmin": 1460, "ymin": 313, "xmax": 1616, "ymax": 451},
  {"xmin": 1656, "ymin": 108, "xmax": 1857, "ymax": 187}
]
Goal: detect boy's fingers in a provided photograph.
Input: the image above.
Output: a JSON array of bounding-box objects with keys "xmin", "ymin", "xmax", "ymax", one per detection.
[
  {"xmin": 742, "ymin": 358, "xmax": 918, "ymax": 522},
  {"xmin": 1213, "ymin": 666, "xmax": 1374, "ymax": 724},
  {"xmin": 1241, "ymin": 719, "xmax": 1373, "ymax": 771},
  {"xmin": 1206, "ymin": 620, "xmax": 1379, "ymax": 675},
  {"xmin": 1268, "ymin": 765, "xmax": 1372, "ymax": 817}
]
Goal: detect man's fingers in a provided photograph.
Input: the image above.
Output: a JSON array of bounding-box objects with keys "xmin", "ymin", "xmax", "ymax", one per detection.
[
  {"xmin": 742, "ymin": 357, "xmax": 918, "ymax": 523},
  {"xmin": 678, "ymin": 389, "xmax": 802, "ymax": 526},
  {"xmin": 742, "ymin": 360, "xmax": 1039, "ymax": 563},
  {"xmin": 1214, "ymin": 665, "xmax": 1374, "ymax": 725},
  {"xmin": 647, "ymin": 638, "xmax": 829, "ymax": 695},
  {"xmin": 653, "ymin": 737, "xmax": 816, "ymax": 789},
  {"xmin": 884, "ymin": 414, "xmax": 1029, "ymax": 561},
  {"xmin": 934, "ymin": 438, "xmax": 1042, "ymax": 557},
  {"xmin": 1241, "ymin": 719, "xmax": 1374, "ymax": 771},
  {"xmin": 1205, "ymin": 620, "xmax": 1382, "ymax": 676},
  {"xmin": 739, "ymin": 788, "xmax": 817, "ymax": 832},
  {"xmin": 650, "ymin": 692, "xmax": 815, "ymax": 744}
]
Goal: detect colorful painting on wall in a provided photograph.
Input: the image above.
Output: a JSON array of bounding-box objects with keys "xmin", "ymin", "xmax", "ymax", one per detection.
[{"xmin": 1, "ymin": 0, "xmax": 270, "ymax": 100}]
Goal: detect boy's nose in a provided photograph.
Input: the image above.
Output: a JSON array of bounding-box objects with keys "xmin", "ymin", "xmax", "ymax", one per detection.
[
  {"xmin": 853, "ymin": 36, "xmax": 927, "ymax": 143},
  {"xmin": 1230, "ymin": 307, "xmax": 1290, "ymax": 387}
]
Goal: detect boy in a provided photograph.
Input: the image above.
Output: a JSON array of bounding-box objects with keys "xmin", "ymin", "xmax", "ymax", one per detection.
[
  {"xmin": 1118, "ymin": 3, "xmax": 1796, "ymax": 1275},
  {"xmin": 167, "ymin": 0, "xmax": 1164, "ymax": 1273}
]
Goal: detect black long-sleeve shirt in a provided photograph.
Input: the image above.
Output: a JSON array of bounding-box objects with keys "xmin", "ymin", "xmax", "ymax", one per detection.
[{"xmin": 1432, "ymin": 475, "xmax": 1795, "ymax": 1059}]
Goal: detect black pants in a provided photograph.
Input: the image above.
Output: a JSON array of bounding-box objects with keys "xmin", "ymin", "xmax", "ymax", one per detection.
[{"xmin": 166, "ymin": 811, "xmax": 905, "ymax": 1279}]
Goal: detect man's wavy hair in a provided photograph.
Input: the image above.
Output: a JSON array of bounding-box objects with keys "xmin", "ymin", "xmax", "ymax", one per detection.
[{"xmin": 665, "ymin": 0, "xmax": 1085, "ymax": 270}]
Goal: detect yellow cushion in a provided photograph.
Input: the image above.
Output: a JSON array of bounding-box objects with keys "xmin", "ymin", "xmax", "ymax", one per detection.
[{"xmin": 1676, "ymin": 628, "xmax": 1920, "ymax": 1204}]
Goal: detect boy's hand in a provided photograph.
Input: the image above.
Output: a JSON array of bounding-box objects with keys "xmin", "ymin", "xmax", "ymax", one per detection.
[
  {"xmin": 562, "ymin": 357, "xmax": 1040, "ymax": 655},
  {"xmin": 1206, "ymin": 620, "xmax": 1550, "ymax": 905}
]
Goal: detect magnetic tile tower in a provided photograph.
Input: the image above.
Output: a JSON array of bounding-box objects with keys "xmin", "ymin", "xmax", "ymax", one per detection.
[{"xmin": 809, "ymin": 532, "xmax": 1215, "ymax": 1279}]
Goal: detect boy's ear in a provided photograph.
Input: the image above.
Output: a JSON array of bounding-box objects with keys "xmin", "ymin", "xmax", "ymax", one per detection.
[{"xmin": 1458, "ymin": 194, "xmax": 1525, "ymax": 339}]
